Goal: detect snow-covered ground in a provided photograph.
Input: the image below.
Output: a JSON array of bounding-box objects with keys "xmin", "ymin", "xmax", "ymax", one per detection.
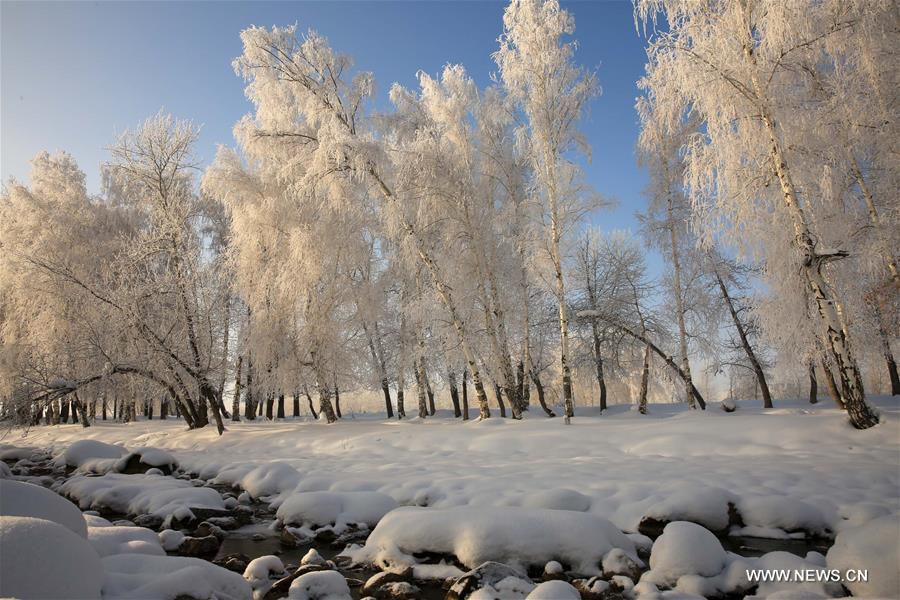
[{"xmin": 3, "ymin": 396, "xmax": 899, "ymax": 598}]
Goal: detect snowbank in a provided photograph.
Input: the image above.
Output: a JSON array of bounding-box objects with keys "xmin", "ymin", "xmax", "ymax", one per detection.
[
  {"xmin": 102, "ymin": 554, "xmax": 251, "ymax": 600},
  {"xmin": 55, "ymin": 439, "xmax": 126, "ymax": 468},
  {"xmin": 241, "ymin": 461, "xmax": 301, "ymax": 498},
  {"xmin": 276, "ymin": 490, "xmax": 398, "ymax": 529},
  {"xmin": 826, "ymin": 514, "xmax": 899, "ymax": 598},
  {"xmin": 522, "ymin": 488, "xmax": 591, "ymax": 512},
  {"xmin": 88, "ymin": 524, "xmax": 166, "ymax": 557},
  {"xmin": 59, "ymin": 472, "xmax": 225, "ymax": 521},
  {"xmin": 0, "ymin": 515, "xmax": 103, "ymax": 599},
  {"xmin": 355, "ymin": 506, "xmax": 638, "ymax": 575},
  {"xmin": 737, "ymin": 495, "xmax": 833, "ymax": 536},
  {"xmin": 0, "ymin": 478, "xmax": 88, "ymax": 537},
  {"xmin": 287, "ymin": 570, "xmax": 352, "ymax": 599}
]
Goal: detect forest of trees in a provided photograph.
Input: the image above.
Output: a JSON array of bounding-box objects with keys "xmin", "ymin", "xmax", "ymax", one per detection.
[{"xmin": 1, "ymin": 0, "xmax": 896, "ymax": 433}]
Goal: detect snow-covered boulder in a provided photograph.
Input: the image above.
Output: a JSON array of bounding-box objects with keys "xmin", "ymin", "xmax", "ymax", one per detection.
[
  {"xmin": 526, "ymin": 580, "xmax": 581, "ymax": 599},
  {"xmin": 827, "ymin": 514, "xmax": 899, "ymax": 598},
  {"xmin": 276, "ymin": 490, "xmax": 398, "ymax": 529},
  {"xmin": 0, "ymin": 478, "xmax": 88, "ymax": 537},
  {"xmin": 88, "ymin": 524, "xmax": 165, "ymax": 557},
  {"xmin": 641, "ymin": 486, "xmax": 736, "ymax": 534},
  {"xmin": 102, "ymin": 554, "xmax": 251, "ymax": 600},
  {"xmin": 737, "ymin": 495, "xmax": 833, "ymax": 537},
  {"xmin": 355, "ymin": 506, "xmax": 638, "ymax": 575},
  {"xmin": 644, "ymin": 521, "xmax": 727, "ymax": 586},
  {"xmin": 116, "ymin": 447, "xmax": 179, "ymax": 475},
  {"xmin": 522, "ymin": 488, "xmax": 591, "ymax": 512},
  {"xmin": 60, "ymin": 472, "xmax": 225, "ymax": 523},
  {"xmin": 0, "ymin": 461, "xmax": 11, "ymax": 479},
  {"xmin": 55, "ymin": 439, "xmax": 126, "ymax": 469},
  {"xmin": 241, "ymin": 461, "xmax": 301, "ymax": 498},
  {"xmin": 287, "ymin": 569, "xmax": 352, "ymax": 599},
  {"xmin": 0, "ymin": 515, "xmax": 103, "ymax": 599},
  {"xmin": 0, "ymin": 444, "xmax": 43, "ymax": 462},
  {"xmin": 159, "ymin": 528, "xmax": 185, "ymax": 551}
]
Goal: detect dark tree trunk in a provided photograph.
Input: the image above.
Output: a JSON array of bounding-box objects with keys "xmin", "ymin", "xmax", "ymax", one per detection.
[
  {"xmin": 74, "ymin": 394, "xmax": 90, "ymax": 428},
  {"xmin": 461, "ymin": 369, "xmax": 469, "ymax": 421},
  {"xmin": 381, "ymin": 379, "xmax": 394, "ymax": 419},
  {"xmin": 530, "ymin": 370, "xmax": 555, "ymax": 417},
  {"xmin": 304, "ymin": 387, "xmax": 318, "ymax": 419},
  {"xmin": 70, "ymin": 400, "xmax": 78, "ymax": 424},
  {"xmin": 147, "ymin": 400, "xmax": 153, "ymax": 420},
  {"xmin": 494, "ymin": 384, "xmax": 507, "ymax": 418},
  {"xmin": 101, "ymin": 396, "xmax": 107, "ymax": 421},
  {"xmin": 448, "ymin": 371, "xmax": 461, "ymax": 418},
  {"xmin": 317, "ymin": 385, "xmax": 338, "ymax": 424},
  {"xmin": 715, "ymin": 271, "xmax": 773, "ymax": 408},
  {"xmin": 59, "ymin": 399, "xmax": 69, "ymax": 423},
  {"xmin": 265, "ymin": 393, "xmax": 274, "ymax": 420},
  {"xmin": 333, "ymin": 385, "xmax": 342, "ymax": 419},
  {"xmin": 808, "ymin": 362, "xmax": 819, "ymax": 404},
  {"xmin": 174, "ymin": 399, "xmax": 181, "ymax": 419},
  {"xmin": 397, "ymin": 388, "xmax": 406, "ymax": 419},
  {"xmin": 277, "ymin": 393, "xmax": 285, "ymax": 419},
  {"xmin": 591, "ymin": 324, "xmax": 608, "ymax": 411},
  {"xmin": 160, "ymin": 397, "xmax": 168, "ymax": 420},
  {"xmin": 414, "ymin": 361, "xmax": 428, "ymax": 419},
  {"xmin": 422, "ymin": 361, "xmax": 436, "ymax": 416},
  {"xmin": 516, "ymin": 361, "xmax": 530, "ymax": 411},
  {"xmin": 292, "ymin": 390, "xmax": 300, "ymax": 417},
  {"xmin": 232, "ymin": 355, "xmax": 243, "ymax": 422},
  {"xmin": 244, "ymin": 358, "xmax": 256, "ymax": 420}
]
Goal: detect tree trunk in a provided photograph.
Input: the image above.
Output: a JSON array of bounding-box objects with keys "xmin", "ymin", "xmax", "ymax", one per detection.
[
  {"xmin": 293, "ymin": 390, "xmax": 300, "ymax": 417},
  {"xmin": 423, "ymin": 362, "xmax": 436, "ymax": 416},
  {"xmin": 160, "ymin": 396, "xmax": 168, "ymax": 420},
  {"xmin": 147, "ymin": 400, "xmax": 153, "ymax": 420},
  {"xmin": 74, "ymin": 393, "xmax": 90, "ymax": 428},
  {"xmin": 851, "ymin": 156, "xmax": 899, "ymax": 285},
  {"xmin": 277, "ymin": 393, "xmax": 285, "ymax": 419},
  {"xmin": 333, "ymin": 385, "xmax": 342, "ymax": 419},
  {"xmin": 448, "ymin": 371, "xmax": 462, "ymax": 418},
  {"xmin": 872, "ymin": 301, "xmax": 900, "ymax": 395},
  {"xmin": 808, "ymin": 362, "xmax": 818, "ymax": 404},
  {"xmin": 363, "ymin": 321, "xmax": 393, "ymax": 419},
  {"xmin": 397, "ymin": 389, "xmax": 406, "ymax": 419},
  {"xmin": 244, "ymin": 357, "xmax": 256, "ymax": 420},
  {"xmin": 265, "ymin": 393, "xmax": 274, "ymax": 420},
  {"xmin": 638, "ymin": 343, "xmax": 651, "ymax": 414},
  {"xmin": 821, "ymin": 357, "xmax": 844, "ymax": 409},
  {"xmin": 70, "ymin": 400, "xmax": 78, "ymax": 424},
  {"xmin": 232, "ymin": 355, "xmax": 243, "ymax": 422},
  {"xmin": 591, "ymin": 323, "xmax": 608, "ymax": 411},
  {"xmin": 743, "ymin": 32, "xmax": 878, "ymax": 429},
  {"xmin": 667, "ymin": 191, "xmax": 697, "ymax": 409},
  {"xmin": 715, "ymin": 270, "xmax": 773, "ymax": 408},
  {"xmin": 461, "ymin": 369, "xmax": 469, "ymax": 421},
  {"xmin": 304, "ymin": 387, "xmax": 318, "ymax": 419},
  {"xmin": 414, "ymin": 359, "xmax": 428, "ymax": 419},
  {"xmin": 494, "ymin": 383, "xmax": 507, "ymax": 418},
  {"xmin": 531, "ymin": 369, "xmax": 555, "ymax": 417},
  {"xmin": 101, "ymin": 396, "xmax": 107, "ymax": 421},
  {"xmin": 381, "ymin": 379, "xmax": 393, "ymax": 419}
]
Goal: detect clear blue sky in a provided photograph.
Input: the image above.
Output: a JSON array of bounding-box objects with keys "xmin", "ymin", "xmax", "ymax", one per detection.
[{"xmin": 1, "ymin": 0, "xmax": 657, "ymax": 266}]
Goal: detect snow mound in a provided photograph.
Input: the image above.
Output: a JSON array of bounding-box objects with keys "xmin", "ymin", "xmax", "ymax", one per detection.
[
  {"xmin": 244, "ymin": 554, "xmax": 286, "ymax": 581},
  {"xmin": 288, "ymin": 570, "xmax": 352, "ymax": 599},
  {"xmin": 241, "ymin": 461, "xmax": 301, "ymax": 498},
  {"xmin": 0, "ymin": 444, "xmax": 42, "ymax": 461},
  {"xmin": 0, "ymin": 461, "xmax": 11, "ymax": 478},
  {"xmin": 60, "ymin": 472, "xmax": 225, "ymax": 521},
  {"xmin": 355, "ymin": 506, "xmax": 637, "ymax": 575},
  {"xmin": 0, "ymin": 515, "xmax": 103, "ymax": 599},
  {"xmin": 738, "ymin": 495, "xmax": 832, "ymax": 536},
  {"xmin": 526, "ymin": 580, "xmax": 581, "ymax": 599},
  {"xmin": 56, "ymin": 439, "xmax": 127, "ymax": 468},
  {"xmin": 88, "ymin": 524, "xmax": 165, "ymax": 557},
  {"xmin": 644, "ymin": 521, "xmax": 726, "ymax": 586},
  {"xmin": 522, "ymin": 488, "xmax": 591, "ymax": 512},
  {"xmin": 827, "ymin": 514, "xmax": 899, "ymax": 598},
  {"xmin": 276, "ymin": 490, "xmax": 398, "ymax": 529},
  {"xmin": 0, "ymin": 478, "xmax": 88, "ymax": 537},
  {"xmin": 102, "ymin": 554, "xmax": 251, "ymax": 600},
  {"xmin": 159, "ymin": 528, "xmax": 186, "ymax": 551},
  {"xmin": 643, "ymin": 486, "xmax": 736, "ymax": 532},
  {"xmin": 470, "ymin": 575, "xmax": 535, "ymax": 599}
]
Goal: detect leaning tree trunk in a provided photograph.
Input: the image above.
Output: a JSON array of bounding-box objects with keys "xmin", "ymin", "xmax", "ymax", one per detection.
[
  {"xmin": 638, "ymin": 344, "xmax": 651, "ymax": 414},
  {"xmin": 494, "ymin": 384, "xmax": 507, "ymax": 418},
  {"xmin": 531, "ymin": 369, "xmax": 555, "ymax": 417},
  {"xmin": 715, "ymin": 271, "xmax": 773, "ymax": 408},
  {"xmin": 304, "ymin": 387, "xmax": 318, "ymax": 420},
  {"xmin": 423, "ymin": 361, "xmax": 436, "ymax": 416},
  {"xmin": 820, "ymin": 357, "xmax": 844, "ymax": 409},
  {"xmin": 744, "ymin": 35, "xmax": 878, "ymax": 429},
  {"xmin": 667, "ymin": 192, "xmax": 698, "ymax": 409}
]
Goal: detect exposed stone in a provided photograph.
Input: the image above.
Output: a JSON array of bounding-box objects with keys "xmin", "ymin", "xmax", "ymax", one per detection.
[
  {"xmin": 176, "ymin": 534, "xmax": 220, "ymax": 557},
  {"xmin": 447, "ymin": 561, "xmax": 529, "ymax": 600},
  {"xmin": 132, "ymin": 514, "xmax": 164, "ymax": 530},
  {"xmin": 205, "ymin": 516, "xmax": 239, "ymax": 530},
  {"xmin": 362, "ymin": 568, "xmax": 414, "ymax": 596},
  {"xmin": 373, "ymin": 581, "xmax": 421, "ymax": 599},
  {"xmin": 542, "ymin": 560, "xmax": 567, "ymax": 581},
  {"xmin": 263, "ymin": 564, "xmax": 331, "ymax": 600},
  {"xmin": 213, "ymin": 552, "xmax": 251, "ymax": 573},
  {"xmin": 637, "ymin": 516, "xmax": 668, "ymax": 539}
]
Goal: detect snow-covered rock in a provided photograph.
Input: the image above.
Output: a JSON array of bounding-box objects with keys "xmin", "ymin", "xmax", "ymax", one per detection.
[
  {"xmin": 59, "ymin": 472, "xmax": 225, "ymax": 522},
  {"xmin": 115, "ymin": 447, "xmax": 179, "ymax": 475},
  {"xmin": 642, "ymin": 486, "xmax": 736, "ymax": 533},
  {"xmin": 0, "ymin": 478, "xmax": 88, "ymax": 537},
  {"xmin": 55, "ymin": 439, "xmax": 126, "ymax": 468},
  {"xmin": 737, "ymin": 495, "xmax": 832, "ymax": 537},
  {"xmin": 159, "ymin": 528, "xmax": 186, "ymax": 551},
  {"xmin": 827, "ymin": 514, "xmax": 899, "ymax": 598},
  {"xmin": 355, "ymin": 506, "xmax": 637, "ymax": 575},
  {"xmin": 276, "ymin": 490, "xmax": 398, "ymax": 529},
  {"xmin": 287, "ymin": 569, "xmax": 352, "ymax": 599},
  {"xmin": 525, "ymin": 580, "xmax": 581, "ymax": 599},
  {"xmin": 88, "ymin": 524, "xmax": 165, "ymax": 557},
  {"xmin": 469, "ymin": 574, "xmax": 536, "ymax": 599},
  {"xmin": 244, "ymin": 554, "xmax": 286, "ymax": 581},
  {"xmin": 644, "ymin": 521, "xmax": 727, "ymax": 586},
  {"xmin": 102, "ymin": 553, "xmax": 251, "ymax": 599},
  {"xmin": 301, "ymin": 548, "xmax": 328, "ymax": 566},
  {"xmin": 522, "ymin": 488, "xmax": 591, "ymax": 512},
  {"xmin": 0, "ymin": 515, "xmax": 103, "ymax": 599},
  {"xmin": 241, "ymin": 461, "xmax": 301, "ymax": 498},
  {"xmin": 0, "ymin": 461, "xmax": 11, "ymax": 478}
]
